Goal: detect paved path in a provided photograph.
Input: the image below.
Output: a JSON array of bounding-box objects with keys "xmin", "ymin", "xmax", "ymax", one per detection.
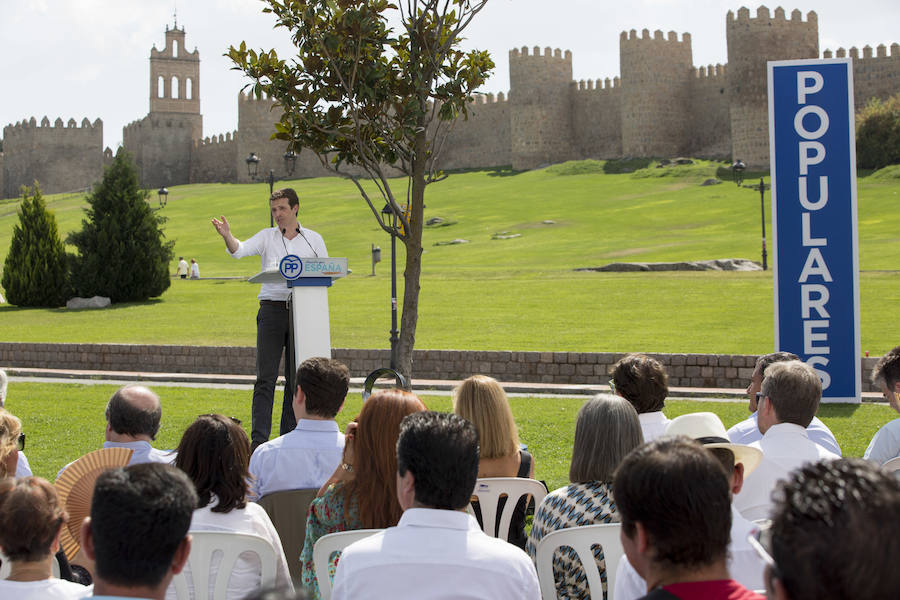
[{"xmin": 9, "ymin": 366, "xmax": 883, "ymax": 402}]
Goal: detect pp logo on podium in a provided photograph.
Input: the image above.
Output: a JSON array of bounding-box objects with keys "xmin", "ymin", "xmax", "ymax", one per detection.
[{"xmin": 279, "ymin": 254, "xmax": 303, "ymax": 280}]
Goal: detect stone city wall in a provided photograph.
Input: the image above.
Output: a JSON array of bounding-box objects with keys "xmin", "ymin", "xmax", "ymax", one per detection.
[
  {"xmin": 435, "ymin": 93, "xmax": 511, "ymax": 170},
  {"xmin": 1, "ymin": 117, "xmax": 103, "ymax": 199},
  {"xmin": 0, "ymin": 342, "xmax": 882, "ymax": 394},
  {"xmin": 123, "ymin": 113, "xmax": 201, "ymax": 189},
  {"xmin": 570, "ymin": 78, "xmax": 622, "ymax": 159},
  {"xmin": 688, "ymin": 64, "xmax": 731, "ymax": 158},
  {"xmin": 191, "ymin": 131, "xmax": 239, "ymax": 183},
  {"xmin": 824, "ymin": 44, "xmax": 900, "ymax": 108}
]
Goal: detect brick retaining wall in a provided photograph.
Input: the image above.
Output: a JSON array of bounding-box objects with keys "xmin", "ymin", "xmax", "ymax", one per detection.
[{"xmin": 0, "ymin": 342, "xmax": 881, "ymax": 392}]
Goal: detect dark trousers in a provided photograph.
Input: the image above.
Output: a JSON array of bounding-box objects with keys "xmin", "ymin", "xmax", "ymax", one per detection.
[{"xmin": 252, "ymin": 303, "xmax": 296, "ymax": 444}]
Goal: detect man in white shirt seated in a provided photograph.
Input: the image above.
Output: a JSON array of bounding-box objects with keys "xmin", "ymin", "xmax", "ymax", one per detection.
[
  {"xmin": 58, "ymin": 386, "xmax": 173, "ymax": 479},
  {"xmin": 615, "ymin": 412, "xmax": 767, "ymax": 599},
  {"xmin": 249, "ymin": 357, "xmax": 349, "ymax": 500},
  {"xmin": 733, "ymin": 361, "xmax": 839, "ymax": 520},
  {"xmin": 332, "ymin": 411, "xmax": 541, "ymax": 600},
  {"xmin": 864, "ymin": 346, "xmax": 900, "ymax": 464},
  {"xmin": 727, "ymin": 352, "xmax": 840, "ymax": 455},
  {"xmin": 611, "ymin": 353, "xmax": 670, "ymax": 441}
]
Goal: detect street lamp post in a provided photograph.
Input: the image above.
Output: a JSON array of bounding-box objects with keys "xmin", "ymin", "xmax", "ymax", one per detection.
[
  {"xmin": 157, "ymin": 186, "xmax": 168, "ymax": 208},
  {"xmin": 758, "ymin": 177, "xmax": 768, "ymax": 271},
  {"xmin": 731, "ymin": 159, "xmax": 746, "ymax": 187},
  {"xmin": 381, "ymin": 202, "xmax": 400, "ymax": 370}
]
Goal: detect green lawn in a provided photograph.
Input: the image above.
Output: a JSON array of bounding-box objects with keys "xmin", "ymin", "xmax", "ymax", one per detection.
[
  {"xmin": 2, "ymin": 160, "xmax": 899, "ymax": 354},
  {"xmin": 10, "ymin": 381, "xmax": 896, "ymax": 492}
]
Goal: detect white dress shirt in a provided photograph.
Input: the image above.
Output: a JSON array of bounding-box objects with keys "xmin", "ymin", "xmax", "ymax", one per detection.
[
  {"xmin": 638, "ymin": 411, "xmax": 670, "ymax": 442},
  {"xmin": 15, "ymin": 450, "xmax": 32, "ymax": 477},
  {"xmin": 248, "ymin": 419, "xmax": 344, "ymax": 500},
  {"xmin": 332, "ymin": 508, "xmax": 541, "ymax": 600},
  {"xmin": 0, "ymin": 578, "xmax": 92, "ymax": 600},
  {"xmin": 727, "ymin": 412, "xmax": 841, "ymax": 455},
  {"xmin": 229, "ymin": 225, "xmax": 328, "ymax": 301},
  {"xmin": 614, "ymin": 505, "xmax": 765, "ymax": 599},
  {"xmin": 164, "ymin": 499, "xmax": 292, "ymax": 600},
  {"xmin": 57, "ymin": 440, "xmax": 175, "ymax": 480},
  {"xmin": 864, "ymin": 417, "xmax": 900, "ymax": 464},
  {"xmin": 733, "ymin": 423, "xmax": 839, "ymax": 520}
]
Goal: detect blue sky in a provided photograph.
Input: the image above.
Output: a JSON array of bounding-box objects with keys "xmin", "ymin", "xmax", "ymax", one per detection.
[{"xmin": 2, "ymin": 1, "xmax": 897, "ymax": 149}]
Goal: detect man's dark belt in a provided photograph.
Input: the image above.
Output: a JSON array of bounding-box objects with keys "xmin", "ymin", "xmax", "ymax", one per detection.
[{"xmin": 259, "ymin": 299, "xmax": 290, "ymax": 309}]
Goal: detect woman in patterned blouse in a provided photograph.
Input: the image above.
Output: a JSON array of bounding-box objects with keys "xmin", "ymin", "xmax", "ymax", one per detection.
[
  {"xmin": 299, "ymin": 389, "xmax": 427, "ymax": 599},
  {"xmin": 526, "ymin": 394, "xmax": 643, "ymax": 600}
]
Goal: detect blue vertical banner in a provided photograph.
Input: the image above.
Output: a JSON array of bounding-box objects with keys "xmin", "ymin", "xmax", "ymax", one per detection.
[{"xmin": 768, "ymin": 59, "xmax": 860, "ymax": 403}]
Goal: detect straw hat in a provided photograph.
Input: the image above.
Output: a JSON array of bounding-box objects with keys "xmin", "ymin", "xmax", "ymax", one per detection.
[{"xmin": 665, "ymin": 412, "xmax": 762, "ymax": 476}]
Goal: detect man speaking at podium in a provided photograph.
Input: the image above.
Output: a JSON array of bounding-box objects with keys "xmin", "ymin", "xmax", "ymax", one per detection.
[{"xmin": 212, "ymin": 188, "xmax": 328, "ymax": 451}]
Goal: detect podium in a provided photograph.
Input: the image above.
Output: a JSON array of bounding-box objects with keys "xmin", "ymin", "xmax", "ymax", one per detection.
[{"xmin": 249, "ymin": 257, "xmax": 348, "ymax": 374}]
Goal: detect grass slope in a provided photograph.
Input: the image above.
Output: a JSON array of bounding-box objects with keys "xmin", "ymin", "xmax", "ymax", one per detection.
[
  {"xmin": 11, "ymin": 382, "xmax": 894, "ymax": 492},
  {"xmin": 1, "ymin": 161, "xmax": 899, "ymax": 354}
]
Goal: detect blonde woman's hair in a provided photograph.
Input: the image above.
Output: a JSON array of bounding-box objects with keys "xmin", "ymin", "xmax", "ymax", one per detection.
[
  {"xmin": 0, "ymin": 409, "xmax": 22, "ymax": 478},
  {"xmin": 453, "ymin": 375, "xmax": 519, "ymax": 459}
]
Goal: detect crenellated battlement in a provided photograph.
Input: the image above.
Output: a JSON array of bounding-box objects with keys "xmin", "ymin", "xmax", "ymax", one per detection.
[
  {"xmin": 471, "ymin": 92, "xmax": 508, "ymax": 105},
  {"xmin": 572, "ymin": 77, "xmax": 621, "ymax": 92},
  {"xmin": 692, "ymin": 63, "xmax": 728, "ymax": 79},
  {"xmin": 727, "ymin": 6, "xmax": 816, "ymax": 25},
  {"xmin": 824, "ymin": 43, "xmax": 900, "ymax": 59},
  {"xmin": 3, "ymin": 116, "xmax": 102, "ymax": 141},
  {"xmin": 239, "ymin": 90, "xmax": 278, "ymax": 103},
  {"xmin": 508, "ymin": 46, "xmax": 572, "ymax": 63},
  {"xmin": 619, "ymin": 28, "xmax": 691, "ymax": 46},
  {"xmin": 193, "ymin": 131, "xmax": 238, "ymax": 148}
]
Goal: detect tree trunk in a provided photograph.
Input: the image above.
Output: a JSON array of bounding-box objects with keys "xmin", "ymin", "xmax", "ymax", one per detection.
[{"xmin": 396, "ymin": 127, "xmax": 429, "ymax": 384}]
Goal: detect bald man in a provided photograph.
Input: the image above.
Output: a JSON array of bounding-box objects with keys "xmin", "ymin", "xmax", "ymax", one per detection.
[{"xmin": 58, "ymin": 385, "xmax": 173, "ymax": 478}]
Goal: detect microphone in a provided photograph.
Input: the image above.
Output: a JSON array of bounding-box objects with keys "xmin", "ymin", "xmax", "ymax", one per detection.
[{"xmin": 281, "ymin": 226, "xmax": 319, "ymax": 258}]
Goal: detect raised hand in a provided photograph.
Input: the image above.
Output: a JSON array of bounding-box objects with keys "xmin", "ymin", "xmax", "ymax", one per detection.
[{"xmin": 211, "ymin": 215, "xmax": 230, "ymax": 237}]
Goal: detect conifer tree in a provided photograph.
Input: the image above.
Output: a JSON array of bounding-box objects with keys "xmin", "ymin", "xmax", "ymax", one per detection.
[
  {"xmin": 68, "ymin": 150, "xmax": 174, "ymax": 302},
  {"xmin": 1, "ymin": 183, "xmax": 69, "ymax": 307}
]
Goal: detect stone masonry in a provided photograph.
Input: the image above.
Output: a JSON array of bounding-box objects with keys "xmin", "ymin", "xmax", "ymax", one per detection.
[
  {"xmin": 3, "ymin": 6, "xmax": 900, "ymax": 197},
  {"xmin": 0, "ymin": 342, "xmax": 883, "ymax": 394}
]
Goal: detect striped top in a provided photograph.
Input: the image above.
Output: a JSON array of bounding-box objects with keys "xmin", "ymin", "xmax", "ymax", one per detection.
[{"xmin": 525, "ymin": 481, "xmax": 618, "ymax": 600}]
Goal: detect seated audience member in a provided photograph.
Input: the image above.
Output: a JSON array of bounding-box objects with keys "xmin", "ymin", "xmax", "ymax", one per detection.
[
  {"xmin": 615, "ymin": 413, "xmax": 766, "ymax": 599},
  {"xmin": 0, "ymin": 373, "xmax": 34, "ymax": 477},
  {"xmin": 299, "ymin": 390, "xmax": 426, "ymax": 599},
  {"xmin": 614, "ymin": 437, "xmax": 764, "ymax": 600},
  {"xmin": 165, "ymin": 414, "xmax": 292, "ymax": 600},
  {"xmin": 332, "ymin": 411, "xmax": 540, "ymax": 599},
  {"xmin": 764, "ymin": 459, "xmax": 900, "ymax": 600},
  {"xmin": 0, "ymin": 408, "xmax": 22, "ymax": 479},
  {"xmin": 81, "ymin": 463, "xmax": 197, "ymax": 600},
  {"xmin": 733, "ymin": 360, "xmax": 839, "ymax": 520},
  {"xmin": 611, "ymin": 354, "xmax": 670, "ymax": 441},
  {"xmin": 727, "ymin": 352, "xmax": 840, "ymax": 454},
  {"xmin": 249, "ymin": 357, "xmax": 349, "ymax": 500},
  {"xmin": 0, "ymin": 477, "xmax": 92, "ymax": 599},
  {"xmin": 864, "ymin": 346, "xmax": 900, "ymax": 464},
  {"xmin": 59, "ymin": 385, "xmax": 172, "ymax": 478},
  {"xmin": 452, "ymin": 374, "xmax": 536, "ymax": 548},
  {"xmin": 526, "ymin": 394, "xmax": 642, "ymax": 599}
]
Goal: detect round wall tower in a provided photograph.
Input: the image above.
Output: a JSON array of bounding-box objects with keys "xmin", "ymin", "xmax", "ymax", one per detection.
[
  {"xmin": 620, "ymin": 29, "xmax": 693, "ymax": 157},
  {"xmin": 726, "ymin": 6, "xmax": 818, "ymax": 168},
  {"xmin": 509, "ymin": 46, "xmax": 574, "ymax": 170}
]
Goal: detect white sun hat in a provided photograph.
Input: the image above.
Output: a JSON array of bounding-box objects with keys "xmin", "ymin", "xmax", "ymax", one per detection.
[{"xmin": 665, "ymin": 412, "xmax": 763, "ymax": 476}]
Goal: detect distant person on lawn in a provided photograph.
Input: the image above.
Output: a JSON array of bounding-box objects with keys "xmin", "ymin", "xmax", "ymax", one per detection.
[
  {"xmin": 610, "ymin": 353, "xmax": 670, "ymax": 441},
  {"xmin": 189, "ymin": 258, "xmax": 199, "ymax": 279},
  {"xmin": 176, "ymin": 257, "xmax": 188, "ymax": 279},
  {"xmin": 726, "ymin": 351, "xmax": 840, "ymax": 454},
  {"xmin": 864, "ymin": 345, "xmax": 900, "ymax": 464}
]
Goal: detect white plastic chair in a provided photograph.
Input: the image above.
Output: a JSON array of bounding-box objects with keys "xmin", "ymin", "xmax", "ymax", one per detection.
[
  {"xmin": 171, "ymin": 531, "xmax": 277, "ymax": 600},
  {"xmin": 313, "ymin": 529, "xmax": 384, "ymax": 600},
  {"xmin": 467, "ymin": 477, "xmax": 547, "ymax": 541},
  {"xmin": 535, "ymin": 523, "xmax": 624, "ymax": 600},
  {"xmin": 0, "ymin": 550, "xmax": 60, "ymax": 579},
  {"xmin": 882, "ymin": 456, "xmax": 900, "ymax": 473}
]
